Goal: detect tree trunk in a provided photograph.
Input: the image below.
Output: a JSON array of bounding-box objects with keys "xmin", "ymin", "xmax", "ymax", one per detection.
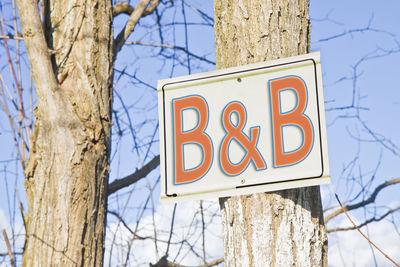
[
  {"xmin": 17, "ymin": 0, "xmax": 113, "ymax": 266},
  {"xmin": 214, "ymin": 0, "xmax": 328, "ymax": 266}
]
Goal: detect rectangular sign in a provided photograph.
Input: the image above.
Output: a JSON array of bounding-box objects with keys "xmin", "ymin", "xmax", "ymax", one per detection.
[{"xmin": 158, "ymin": 52, "xmax": 330, "ymax": 204}]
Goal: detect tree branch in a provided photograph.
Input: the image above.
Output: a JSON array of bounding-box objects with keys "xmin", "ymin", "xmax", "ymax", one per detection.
[
  {"xmin": 107, "ymin": 155, "xmax": 160, "ymax": 195},
  {"xmin": 150, "ymin": 255, "xmax": 223, "ymax": 267},
  {"xmin": 113, "ymin": 2, "xmax": 134, "ymax": 17},
  {"xmin": 113, "ymin": 1, "xmax": 160, "ymax": 18},
  {"xmin": 327, "ymin": 205, "xmax": 400, "ymax": 232},
  {"xmin": 0, "ymin": 34, "xmax": 23, "ymax": 40},
  {"xmin": 325, "ymin": 178, "xmax": 400, "ymax": 223},
  {"xmin": 15, "ymin": 0, "xmax": 58, "ymax": 95},
  {"xmin": 0, "ymin": 252, "xmax": 23, "ymax": 257},
  {"xmin": 113, "ymin": 0, "xmax": 160, "ymax": 55}
]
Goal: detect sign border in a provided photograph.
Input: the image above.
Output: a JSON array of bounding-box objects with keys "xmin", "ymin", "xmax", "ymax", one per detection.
[{"xmin": 161, "ymin": 55, "xmax": 325, "ymax": 201}]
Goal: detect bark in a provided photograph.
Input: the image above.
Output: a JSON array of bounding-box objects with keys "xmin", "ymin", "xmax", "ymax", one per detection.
[
  {"xmin": 214, "ymin": 0, "xmax": 328, "ymax": 266},
  {"xmin": 18, "ymin": 0, "xmax": 113, "ymax": 266}
]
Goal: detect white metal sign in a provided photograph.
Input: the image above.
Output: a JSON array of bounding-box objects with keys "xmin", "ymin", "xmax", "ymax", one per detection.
[{"xmin": 158, "ymin": 52, "xmax": 330, "ymax": 204}]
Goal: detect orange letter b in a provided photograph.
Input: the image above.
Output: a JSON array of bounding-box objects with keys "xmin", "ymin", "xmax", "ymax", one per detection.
[
  {"xmin": 269, "ymin": 76, "xmax": 314, "ymax": 167},
  {"xmin": 173, "ymin": 95, "xmax": 213, "ymax": 184}
]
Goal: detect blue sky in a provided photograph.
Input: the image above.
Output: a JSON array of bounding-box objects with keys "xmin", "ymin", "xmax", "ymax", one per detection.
[{"xmin": 0, "ymin": 0, "xmax": 399, "ymax": 266}]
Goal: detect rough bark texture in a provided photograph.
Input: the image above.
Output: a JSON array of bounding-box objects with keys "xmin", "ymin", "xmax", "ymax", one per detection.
[
  {"xmin": 214, "ymin": 0, "xmax": 328, "ymax": 266},
  {"xmin": 18, "ymin": 0, "xmax": 113, "ymax": 266}
]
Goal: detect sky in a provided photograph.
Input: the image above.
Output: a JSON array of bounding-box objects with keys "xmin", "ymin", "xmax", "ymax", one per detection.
[
  {"xmin": 0, "ymin": 0, "xmax": 400, "ymax": 266},
  {"xmin": 311, "ymin": 1, "xmax": 400, "ymax": 265}
]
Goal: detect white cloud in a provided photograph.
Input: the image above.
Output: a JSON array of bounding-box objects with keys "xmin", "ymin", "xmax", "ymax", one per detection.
[
  {"xmin": 105, "ymin": 200, "xmax": 224, "ymax": 267},
  {"xmin": 328, "ymin": 219, "xmax": 400, "ymax": 267}
]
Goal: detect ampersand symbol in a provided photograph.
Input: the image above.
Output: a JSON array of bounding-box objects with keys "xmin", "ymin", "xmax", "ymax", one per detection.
[{"xmin": 219, "ymin": 101, "xmax": 267, "ymax": 176}]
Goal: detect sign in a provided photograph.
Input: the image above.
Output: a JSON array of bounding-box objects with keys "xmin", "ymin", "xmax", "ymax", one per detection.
[{"xmin": 158, "ymin": 52, "xmax": 330, "ymax": 204}]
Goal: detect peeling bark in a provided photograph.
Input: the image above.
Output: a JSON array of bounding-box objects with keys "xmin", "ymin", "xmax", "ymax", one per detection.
[
  {"xmin": 18, "ymin": 0, "xmax": 113, "ymax": 266},
  {"xmin": 214, "ymin": 0, "xmax": 327, "ymax": 266}
]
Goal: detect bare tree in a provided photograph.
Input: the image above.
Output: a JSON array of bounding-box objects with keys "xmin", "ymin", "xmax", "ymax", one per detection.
[
  {"xmin": 0, "ymin": 0, "xmax": 220, "ymax": 266},
  {"xmin": 214, "ymin": 0, "xmax": 327, "ymax": 266},
  {"xmin": 10, "ymin": 0, "xmax": 161, "ymax": 265},
  {"xmin": 17, "ymin": 0, "xmax": 114, "ymax": 265}
]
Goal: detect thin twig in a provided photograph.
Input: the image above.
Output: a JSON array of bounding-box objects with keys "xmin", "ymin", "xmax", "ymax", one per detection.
[
  {"xmin": 15, "ymin": 186, "xmax": 27, "ymax": 230},
  {"xmin": 166, "ymin": 204, "xmax": 177, "ymax": 255},
  {"xmin": 2, "ymin": 229, "xmax": 15, "ymax": 267},
  {"xmin": 122, "ymin": 179, "xmax": 158, "ymax": 267},
  {"xmin": 0, "ymin": 34, "xmax": 23, "ymax": 40},
  {"xmin": 125, "ymin": 41, "xmax": 215, "ymax": 65},
  {"xmin": 181, "ymin": 0, "xmax": 191, "ymax": 74},
  {"xmin": 0, "ymin": 22, "xmax": 30, "ymax": 154},
  {"xmin": 200, "ymin": 201, "xmax": 206, "ymax": 264},
  {"xmin": 335, "ymin": 194, "xmax": 400, "ymax": 267},
  {"xmin": 0, "ymin": 78, "xmax": 25, "ymax": 168}
]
